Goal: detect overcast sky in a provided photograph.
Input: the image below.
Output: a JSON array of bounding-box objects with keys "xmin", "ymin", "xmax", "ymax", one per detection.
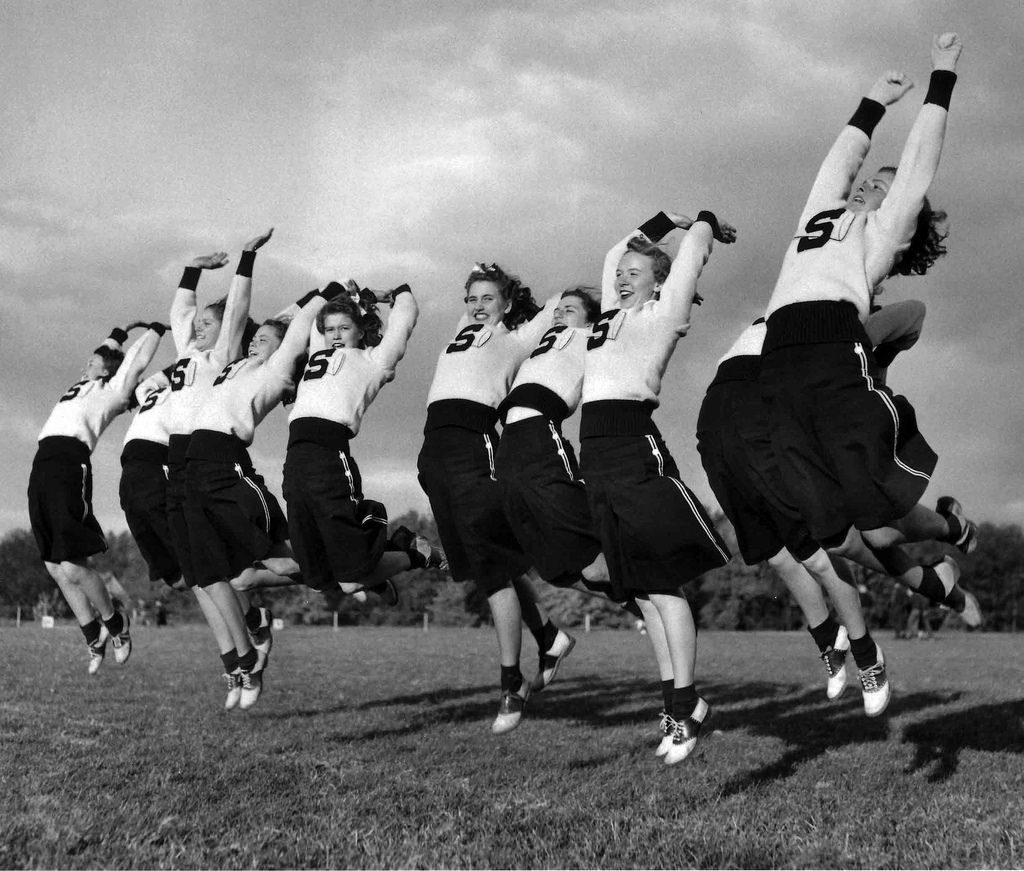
[{"xmin": 3, "ymin": 1, "xmax": 1022, "ymax": 541}]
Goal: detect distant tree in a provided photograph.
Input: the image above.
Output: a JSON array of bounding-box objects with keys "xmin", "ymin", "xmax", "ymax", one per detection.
[{"xmin": 0, "ymin": 529, "xmax": 54, "ymax": 618}]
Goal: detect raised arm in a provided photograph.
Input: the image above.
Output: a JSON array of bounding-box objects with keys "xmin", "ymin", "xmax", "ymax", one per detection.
[
  {"xmin": 109, "ymin": 324, "xmax": 167, "ymax": 400},
  {"xmin": 510, "ymin": 293, "xmax": 560, "ymax": 351},
  {"xmin": 213, "ymin": 228, "xmax": 273, "ymax": 366},
  {"xmin": 653, "ymin": 212, "xmax": 730, "ymax": 331},
  {"xmin": 797, "ymin": 71, "xmax": 913, "ymax": 227},
  {"xmin": 370, "ymin": 285, "xmax": 419, "ymax": 376},
  {"xmin": 872, "ymin": 34, "xmax": 961, "ymax": 262},
  {"xmin": 171, "ymin": 252, "xmax": 229, "ymax": 355},
  {"xmin": 268, "ymin": 290, "xmax": 325, "ymax": 375},
  {"xmin": 600, "ymin": 212, "xmax": 679, "ymax": 310}
]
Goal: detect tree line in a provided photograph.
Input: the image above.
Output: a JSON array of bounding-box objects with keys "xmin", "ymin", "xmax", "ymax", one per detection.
[{"xmin": 3, "ymin": 512, "xmax": 1022, "ymax": 632}]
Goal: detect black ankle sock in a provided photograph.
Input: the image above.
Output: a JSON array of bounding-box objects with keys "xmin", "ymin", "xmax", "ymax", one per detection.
[
  {"xmin": 220, "ymin": 649, "xmax": 239, "ymax": 672},
  {"xmin": 942, "ymin": 513, "xmax": 963, "ymax": 545},
  {"xmin": 539, "ymin": 620, "xmax": 559, "ymax": 653},
  {"xmin": 81, "ymin": 619, "xmax": 102, "ymax": 647},
  {"xmin": 237, "ymin": 648, "xmax": 258, "ymax": 672},
  {"xmin": 849, "ymin": 632, "xmax": 878, "ymax": 670},
  {"xmin": 916, "ymin": 565, "xmax": 948, "ymax": 604},
  {"xmin": 245, "ymin": 606, "xmax": 263, "ymax": 632},
  {"xmin": 406, "ymin": 543, "xmax": 427, "ymax": 570},
  {"xmin": 943, "ymin": 584, "xmax": 966, "ymax": 612},
  {"xmin": 500, "ymin": 664, "xmax": 523, "ymax": 693},
  {"xmin": 661, "ymin": 679, "xmax": 674, "ymax": 713},
  {"xmin": 808, "ymin": 616, "xmax": 841, "ymax": 653},
  {"xmin": 102, "ymin": 611, "xmax": 123, "ymax": 637},
  {"xmin": 671, "ymin": 684, "xmax": 698, "ymax": 720}
]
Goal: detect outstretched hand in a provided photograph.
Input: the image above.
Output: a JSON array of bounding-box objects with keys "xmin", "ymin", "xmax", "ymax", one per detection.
[
  {"xmin": 932, "ymin": 32, "xmax": 962, "ymax": 71},
  {"xmin": 190, "ymin": 251, "xmax": 230, "ymax": 270},
  {"xmin": 242, "ymin": 227, "xmax": 274, "ymax": 252},
  {"xmin": 868, "ymin": 70, "xmax": 914, "ymax": 106}
]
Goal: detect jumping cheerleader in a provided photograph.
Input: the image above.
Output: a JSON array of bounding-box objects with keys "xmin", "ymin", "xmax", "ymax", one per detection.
[
  {"xmin": 580, "ymin": 210, "xmax": 734, "ymax": 764},
  {"xmin": 759, "ymin": 34, "xmax": 976, "ymax": 695},
  {"xmin": 28, "ymin": 322, "xmax": 165, "ymax": 672},
  {"xmin": 418, "ymin": 264, "xmax": 568, "ymax": 734}
]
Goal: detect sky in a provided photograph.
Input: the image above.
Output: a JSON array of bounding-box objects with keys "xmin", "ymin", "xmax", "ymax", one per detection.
[{"xmin": 2, "ymin": 1, "xmax": 1023, "ymax": 541}]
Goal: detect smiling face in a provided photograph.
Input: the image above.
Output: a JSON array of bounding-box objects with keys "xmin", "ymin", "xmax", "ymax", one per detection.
[
  {"xmin": 614, "ymin": 251, "xmax": 661, "ymax": 310},
  {"xmin": 464, "ymin": 280, "xmax": 510, "ymax": 326},
  {"xmin": 847, "ymin": 168, "xmax": 896, "ymax": 213},
  {"xmin": 247, "ymin": 325, "xmax": 284, "ymax": 363},
  {"xmin": 323, "ymin": 312, "xmax": 364, "ymax": 349},
  {"xmin": 193, "ymin": 306, "xmax": 223, "ymax": 351},
  {"xmin": 553, "ymin": 295, "xmax": 591, "ymax": 328}
]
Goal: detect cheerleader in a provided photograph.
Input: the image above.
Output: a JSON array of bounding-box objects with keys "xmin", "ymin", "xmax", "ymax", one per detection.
[
  {"xmin": 161, "ymin": 229, "xmax": 274, "ymax": 709},
  {"xmin": 418, "ymin": 264, "xmax": 567, "ymax": 734},
  {"xmin": 28, "ymin": 322, "xmax": 165, "ymax": 672},
  {"xmin": 580, "ymin": 210, "xmax": 734, "ymax": 764},
  {"xmin": 495, "ymin": 286, "xmax": 644, "ymax": 692},
  {"xmin": 697, "ymin": 319, "xmax": 882, "ymax": 712},
  {"xmin": 119, "ymin": 364, "xmax": 183, "ymax": 591},
  {"xmin": 248, "ymin": 282, "xmax": 445, "ymax": 604},
  {"xmin": 759, "ymin": 35, "xmax": 976, "ymax": 694}
]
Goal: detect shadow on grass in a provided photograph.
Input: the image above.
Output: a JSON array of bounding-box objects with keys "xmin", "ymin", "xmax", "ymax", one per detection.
[
  {"xmin": 901, "ymin": 698, "xmax": 1024, "ymax": 782},
  {"xmin": 256, "ymin": 683, "xmax": 497, "ymax": 721}
]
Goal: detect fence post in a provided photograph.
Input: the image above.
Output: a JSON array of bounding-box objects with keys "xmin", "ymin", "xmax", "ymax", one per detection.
[
  {"xmin": 16, "ymin": 606, "xmax": 21, "ymax": 627},
  {"xmin": 584, "ymin": 613, "xmax": 591, "ymax": 634},
  {"xmin": 333, "ymin": 611, "xmax": 339, "ymax": 631},
  {"xmin": 423, "ymin": 613, "xmax": 429, "ymax": 632}
]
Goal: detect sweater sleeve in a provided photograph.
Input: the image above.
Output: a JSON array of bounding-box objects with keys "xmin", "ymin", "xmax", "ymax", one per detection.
[
  {"xmin": 797, "ymin": 98, "xmax": 885, "ymax": 228},
  {"xmin": 510, "ymin": 295, "xmax": 559, "ymax": 356},
  {"xmin": 170, "ymin": 268, "xmax": 201, "ymax": 355},
  {"xmin": 108, "ymin": 328, "xmax": 162, "ymax": 400},
  {"xmin": 369, "ymin": 291, "xmax": 419, "ymax": 378},
  {"xmin": 867, "ymin": 76, "xmax": 955, "ymax": 280},
  {"xmin": 651, "ymin": 221, "xmax": 714, "ymax": 332},
  {"xmin": 267, "ymin": 295, "xmax": 326, "ymax": 378},
  {"xmin": 212, "ymin": 258, "xmax": 254, "ymax": 366}
]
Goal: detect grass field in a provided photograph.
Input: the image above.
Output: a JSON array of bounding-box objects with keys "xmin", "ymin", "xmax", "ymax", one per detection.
[{"xmin": 2, "ymin": 624, "xmax": 1023, "ymax": 869}]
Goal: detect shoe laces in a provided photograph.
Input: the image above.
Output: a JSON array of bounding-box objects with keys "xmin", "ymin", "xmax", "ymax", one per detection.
[
  {"xmin": 858, "ymin": 661, "xmax": 884, "ymax": 691},
  {"xmin": 820, "ymin": 646, "xmax": 843, "ymax": 676},
  {"xmin": 240, "ymin": 671, "xmax": 255, "ymax": 690}
]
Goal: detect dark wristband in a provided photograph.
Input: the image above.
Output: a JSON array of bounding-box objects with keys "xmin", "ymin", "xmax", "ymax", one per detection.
[
  {"xmin": 237, "ymin": 249, "xmax": 256, "ymax": 277},
  {"xmin": 295, "ymin": 289, "xmax": 319, "ymax": 308},
  {"xmin": 389, "ymin": 283, "xmax": 411, "ymax": 302},
  {"xmin": 108, "ymin": 327, "xmax": 129, "ymax": 345},
  {"xmin": 637, "ymin": 212, "xmax": 676, "ymax": 243},
  {"xmin": 924, "ymin": 70, "xmax": 957, "ymax": 110},
  {"xmin": 319, "ymin": 281, "xmax": 345, "ymax": 302},
  {"xmin": 848, "ymin": 98, "xmax": 886, "ymax": 137},
  {"xmin": 695, "ymin": 210, "xmax": 721, "ymax": 239},
  {"xmin": 179, "ymin": 266, "xmax": 201, "ymax": 292},
  {"xmin": 148, "ymin": 322, "xmax": 167, "ymax": 337}
]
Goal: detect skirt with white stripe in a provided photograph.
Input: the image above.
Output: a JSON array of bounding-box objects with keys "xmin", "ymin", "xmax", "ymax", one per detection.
[
  {"xmin": 760, "ymin": 336, "xmax": 937, "ymax": 543},
  {"xmin": 183, "ymin": 456, "xmax": 289, "ymax": 587},
  {"xmin": 282, "ymin": 441, "xmax": 389, "ymax": 588},
  {"xmin": 579, "ymin": 434, "xmax": 731, "ymax": 597},
  {"xmin": 495, "ymin": 416, "xmax": 601, "ymax": 584},
  {"xmin": 418, "ymin": 425, "xmax": 530, "ymax": 594}
]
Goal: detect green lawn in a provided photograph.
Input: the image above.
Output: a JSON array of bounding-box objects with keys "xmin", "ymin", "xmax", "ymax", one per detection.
[{"xmin": 2, "ymin": 624, "xmax": 1022, "ymax": 869}]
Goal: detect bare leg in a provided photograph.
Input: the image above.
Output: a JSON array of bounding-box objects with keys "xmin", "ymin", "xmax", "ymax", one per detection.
[
  {"xmin": 635, "ymin": 597, "xmax": 673, "ymax": 681},
  {"xmin": 798, "ymin": 548, "xmax": 868, "ymax": 639},
  {"xmin": 647, "ymin": 593, "xmax": 697, "ymax": 688},
  {"xmin": 59, "ymin": 560, "xmax": 115, "ymax": 621},
  {"xmin": 193, "ymin": 585, "xmax": 235, "ymax": 655},
  {"xmin": 45, "ymin": 561, "xmax": 96, "ymax": 626},
  {"xmin": 581, "ymin": 552, "xmax": 610, "ymax": 584},
  {"xmin": 888, "ymin": 503, "xmax": 949, "ymax": 543},
  {"xmin": 512, "ymin": 573, "xmax": 549, "ymax": 639},
  {"xmin": 487, "ymin": 585, "xmax": 523, "ymax": 667},
  {"xmin": 766, "ymin": 548, "xmax": 830, "ymax": 628}
]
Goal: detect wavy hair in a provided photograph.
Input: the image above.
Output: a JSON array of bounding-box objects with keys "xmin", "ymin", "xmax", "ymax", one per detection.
[
  {"xmin": 94, "ymin": 346, "xmax": 124, "ymax": 379},
  {"xmin": 464, "ymin": 262, "xmax": 540, "ymax": 329}
]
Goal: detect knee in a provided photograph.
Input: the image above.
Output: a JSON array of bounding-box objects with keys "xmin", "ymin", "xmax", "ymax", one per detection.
[
  {"xmin": 862, "ymin": 527, "xmax": 901, "ymax": 549},
  {"xmin": 823, "ymin": 526, "xmax": 857, "ymax": 558},
  {"xmin": 800, "ymin": 548, "xmax": 833, "ymax": 577},
  {"xmin": 229, "ymin": 574, "xmax": 252, "ymax": 593}
]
